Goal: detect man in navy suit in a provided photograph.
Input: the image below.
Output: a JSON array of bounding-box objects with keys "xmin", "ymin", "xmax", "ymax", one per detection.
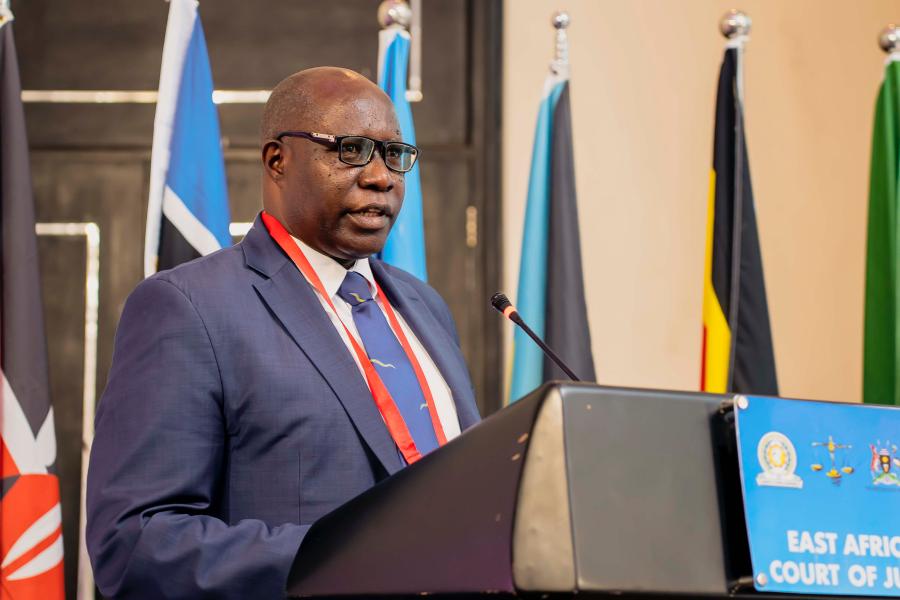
[{"xmin": 86, "ymin": 67, "xmax": 480, "ymax": 599}]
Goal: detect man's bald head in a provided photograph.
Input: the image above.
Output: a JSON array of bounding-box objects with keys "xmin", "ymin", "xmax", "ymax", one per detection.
[
  {"xmin": 260, "ymin": 67, "xmax": 395, "ymax": 144},
  {"xmin": 259, "ymin": 66, "xmax": 406, "ymax": 264}
]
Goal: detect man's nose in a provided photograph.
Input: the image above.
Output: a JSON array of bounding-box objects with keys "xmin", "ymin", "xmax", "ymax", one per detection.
[{"xmin": 358, "ymin": 151, "xmax": 395, "ymax": 191}]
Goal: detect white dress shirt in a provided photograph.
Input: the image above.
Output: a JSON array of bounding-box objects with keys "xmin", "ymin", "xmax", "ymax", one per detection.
[{"xmin": 289, "ymin": 235, "xmax": 461, "ymax": 442}]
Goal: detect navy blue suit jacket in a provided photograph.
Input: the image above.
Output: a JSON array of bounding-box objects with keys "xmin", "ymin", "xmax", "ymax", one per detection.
[{"xmin": 86, "ymin": 216, "xmax": 480, "ymax": 599}]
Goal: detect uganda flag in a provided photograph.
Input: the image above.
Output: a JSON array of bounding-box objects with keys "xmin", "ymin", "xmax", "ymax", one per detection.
[
  {"xmin": 863, "ymin": 55, "xmax": 900, "ymax": 406},
  {"xmin": 700, "ymin": 46, "xmax": 778, "ymax": 396}
]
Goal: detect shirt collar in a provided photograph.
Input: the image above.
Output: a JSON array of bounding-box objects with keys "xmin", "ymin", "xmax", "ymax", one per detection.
[{"xmin": 290, "ymin": 235, "xmax": 378, "ymax": 300}]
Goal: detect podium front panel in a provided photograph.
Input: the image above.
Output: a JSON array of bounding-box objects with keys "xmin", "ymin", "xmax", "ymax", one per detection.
[
  {"xmin": 287, "ymin": 383, "xmax": 747, "ymax": 598},
  {"xmin": 287, "ymin": 388, "xmax": 546, "ymax": 596},
  {"xmin": 561, "ymin": 386, "xmax": 729, "ymax": 594}
]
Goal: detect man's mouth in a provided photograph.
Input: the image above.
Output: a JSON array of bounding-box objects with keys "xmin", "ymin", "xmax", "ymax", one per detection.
[{"xmin": 345, "ymin": 204, "xmax": 393, "ymax": 231}]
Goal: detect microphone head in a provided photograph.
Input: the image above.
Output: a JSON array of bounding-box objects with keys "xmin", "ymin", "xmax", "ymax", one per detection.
[{"xmin": 490, "ymin": 292, "xmax": 513, "ymax": 313}]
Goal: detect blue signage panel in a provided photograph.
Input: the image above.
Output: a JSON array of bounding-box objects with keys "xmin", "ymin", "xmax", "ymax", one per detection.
[{"xmin": 735, "ymin": 395, "xmax": 900, "ymax": 596}]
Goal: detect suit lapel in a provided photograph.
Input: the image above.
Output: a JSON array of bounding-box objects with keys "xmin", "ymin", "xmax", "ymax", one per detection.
[
  {"xmin": 373, "ymin": 263, "xmax": 480, "ymax": 430},
  {"xmin": 244, "ymin": 219, "xmax": 404, "ymax": 475}
]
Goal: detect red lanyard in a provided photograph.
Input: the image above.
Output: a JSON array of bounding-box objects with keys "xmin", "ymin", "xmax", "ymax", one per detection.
[{"xmin": 262, "ymin": 212, "xmax": 447, "ymax": 464}]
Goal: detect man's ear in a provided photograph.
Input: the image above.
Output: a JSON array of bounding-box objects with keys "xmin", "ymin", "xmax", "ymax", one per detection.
[{"xmin": 262, "ymin": 140, "xmax": 285, "ymax": 181}]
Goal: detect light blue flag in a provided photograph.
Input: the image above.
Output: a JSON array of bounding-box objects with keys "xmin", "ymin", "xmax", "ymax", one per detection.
[
  {"xmin": 509, "ymin": 71, "xmax": 569, "ymax": 403},
  {"xmin": 145, "ymin": 0, "xmax": 231, "ymax": 276},
  {"xmin": 377, "ymin": 28, "xmax": 427, "ymax": 281}
]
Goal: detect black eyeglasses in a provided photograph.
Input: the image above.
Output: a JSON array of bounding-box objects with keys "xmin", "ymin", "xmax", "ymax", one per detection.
[{"xmin": 275, "ymin": 131, "xmax": 419, "ymax": 173}]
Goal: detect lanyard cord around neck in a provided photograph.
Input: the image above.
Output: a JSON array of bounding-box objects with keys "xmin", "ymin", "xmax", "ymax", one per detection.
[{"xmin": 261, "ymin": 211, "xmax": 447, "ymax": 463}]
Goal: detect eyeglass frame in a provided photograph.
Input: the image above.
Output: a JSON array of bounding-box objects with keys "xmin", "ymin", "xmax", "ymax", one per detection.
[{"xmin": 274, "ymin": 131, "xmax": 419, "ymax": 173}]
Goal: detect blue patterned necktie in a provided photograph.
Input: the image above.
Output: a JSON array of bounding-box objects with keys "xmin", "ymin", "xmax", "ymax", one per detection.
[{"xmin": 337, "ymin": 271, "xmax": 439, "ymax": 455}]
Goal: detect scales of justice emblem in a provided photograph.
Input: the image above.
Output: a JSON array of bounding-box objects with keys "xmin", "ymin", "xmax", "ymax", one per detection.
[
  {"xmin": 756, "ymin": 432, "xmax": 804, "ymax": 488},
  {"xmin": 810, "ymin": 435, "xmax": 854, "ymax": 485}
]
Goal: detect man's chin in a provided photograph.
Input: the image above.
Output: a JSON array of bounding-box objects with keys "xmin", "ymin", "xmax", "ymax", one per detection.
[{"xmin": 331, "ymin": 236, "xmax": 390, "ymax": 263}]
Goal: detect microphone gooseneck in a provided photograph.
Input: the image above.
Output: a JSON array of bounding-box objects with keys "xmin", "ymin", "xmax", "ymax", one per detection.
[{"xmin": 490, "ymin": 291, "xmax": 581, "ymax": 382}]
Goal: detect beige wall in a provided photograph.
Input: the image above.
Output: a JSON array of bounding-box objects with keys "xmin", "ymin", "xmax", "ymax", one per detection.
[{"xmin": 503, "ymin": 0, "xmax": 898, "ymax": 402}]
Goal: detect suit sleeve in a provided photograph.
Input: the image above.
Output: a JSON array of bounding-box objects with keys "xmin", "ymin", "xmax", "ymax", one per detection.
[{"xmin": 86, "ymin": 277, "xmax": 307, "ymax": 599}]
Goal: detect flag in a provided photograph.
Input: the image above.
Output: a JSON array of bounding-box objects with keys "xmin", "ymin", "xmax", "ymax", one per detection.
[
  {"xmin": 700, "ymin": 46, "xmax": 778, "ymax": 396},
  {"xmin": 863, "ymin": 55, "xmax": 900, "ymax": 406},
  {"xmin": 376, "ymin": 27, "xmax": 427, "ymax": 281},
  {"xmin": 0, "ymin": 9, "xmax": 66, "ymax": 599},
  {"xmin": 145, "ymin": 0, "xmax": 231, "ymax": 277},
  {"xmin": 508, "ymin": 64, "xmax": 595, "ymax": 403}
]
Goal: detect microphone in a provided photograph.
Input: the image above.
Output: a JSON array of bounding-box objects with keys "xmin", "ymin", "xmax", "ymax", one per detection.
[{"xmin": 490, "ymin": 292, "xmax": 581, "ymax": 382}]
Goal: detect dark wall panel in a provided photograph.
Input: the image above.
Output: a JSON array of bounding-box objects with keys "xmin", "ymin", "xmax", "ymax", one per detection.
[
  {"xmin": 19, "ymin": 1, "xmax": 467, "ymax": 149},
  {"xmin": 15, "ymin": 2, "xmax": 502, "ymax": 597}
]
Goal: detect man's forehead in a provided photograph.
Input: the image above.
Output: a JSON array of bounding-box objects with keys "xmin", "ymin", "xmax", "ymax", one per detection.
[
  {"xmin": 307, "ymin": 92, "xmax": 401, "ymax": 137},
  {"xmin": 311, "ymin": 71, "xmax": 369, "ymax": 97}
]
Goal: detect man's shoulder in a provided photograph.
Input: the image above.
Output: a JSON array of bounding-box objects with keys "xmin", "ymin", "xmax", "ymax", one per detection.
[
  {"xmin": 373, "ymin": 260, "xmax": 441, "ymax": 302},
  {"xmin": 142, "ymin": 244, "xmax": 250, "ymax": 300},
  {"xmin": 375, "ymin": 260, "xmax": 422, "ymax": 285},
  {"xmin": 372, "ymin": 259, "xmax": 458, "ymax": 331}
]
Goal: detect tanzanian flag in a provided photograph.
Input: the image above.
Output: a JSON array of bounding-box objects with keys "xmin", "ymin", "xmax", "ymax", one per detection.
[
  {"xmin": 863, "ymin": 55, "xmax": 900, "ymax": 406},
  {"xmin": 376, "ymin": 27, "xmax": 427, "ymax": 281},
  {"xmin": 508, "ymin": 66, "xmax": 595, "ymax": 403},
  {"xmin": 700, "ymin": 47, "xmax": 778, "ymax": 396}
]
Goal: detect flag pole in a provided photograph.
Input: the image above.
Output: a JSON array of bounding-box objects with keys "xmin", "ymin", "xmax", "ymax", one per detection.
[
  {"xmin": 719, "ymin": 9, "xmax": 751, "ymax": 391},
  {"xmin": 0, "ymin": 0, "xmax": 13, "ymax": 26},
  {"xmin": 551, "ymin": 11, "xmax": 569, "ymax": 74},
  {"xmin": 377, "ymin": 1, "xmax": 411, "ymax": 32},
  {"xmin": 376, "ymin": 0, "xmax": 410, "ymax": 103},
  {"xmin": 407, "ymin": 0, "xmax": 422, "ymax": 102},
  {"xmin": 879, "ymin": 24, "xmax": 900, "ymax": 62},
  {"xmin": 720, "ymin": 10, "xmax": 750, "ymax": 101},
  {"xmin": 377, "ymin": 0, "xmax": 423, "ymax": 102}
]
